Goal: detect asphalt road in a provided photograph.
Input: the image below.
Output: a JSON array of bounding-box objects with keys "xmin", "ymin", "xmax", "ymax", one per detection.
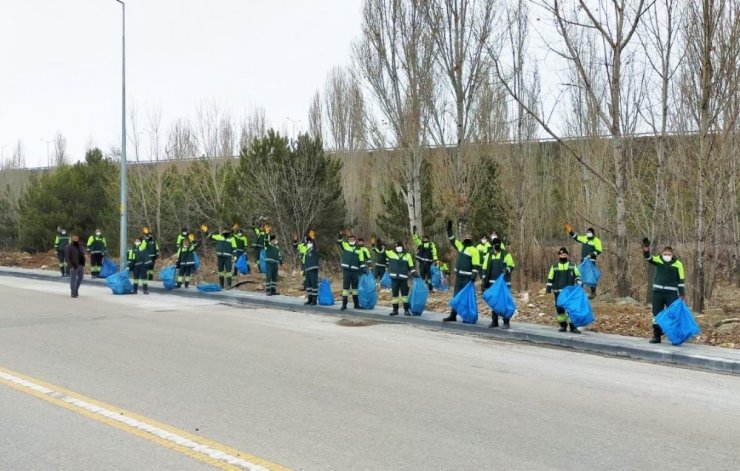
[{"xmin": 1, "ymin": 276, "xmax": 739, "ymax": 470}]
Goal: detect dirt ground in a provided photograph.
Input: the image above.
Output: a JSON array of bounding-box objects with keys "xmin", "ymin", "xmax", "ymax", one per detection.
[{"xmin": 3, "ymin": 250, "xmax": 738, "ymax": 349}]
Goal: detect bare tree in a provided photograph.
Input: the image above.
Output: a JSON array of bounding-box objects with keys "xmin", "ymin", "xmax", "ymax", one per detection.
[
  {"xmin": 353, "ymin": 0, "xmax": 435, "ymax": 234},
  {"xmin": 421, "ymin": 0, "xmax": 497, "ymax": 229},
  {"xmin": 238, "ymin": 107, "xmax": 269, "ymax": 151},
  {"xmin": 324, "ymin": 66, "xmax": 367, "ymax": 151},
  {"xmin": 676, "ymin": 0, "xmax": 740, "ymax": 310},
  {"xmin": 308, "ymin": 90, "xmax": 323, "ymax": 141},
  {"xmin": 166, "ymin": 119, "xmax": 199, "ymax": 160},
  {"xmin": 492, "ymin": 0, "xmax": 653, "ymax": 296},
  {"xmin": 53, "ymin": 132, "xmax": 68, "ymax": 166}
]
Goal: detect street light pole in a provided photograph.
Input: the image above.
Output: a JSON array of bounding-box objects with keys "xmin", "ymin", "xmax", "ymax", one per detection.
[{"xmin": 115, "ymin": 0, "xmax": 128, "ymax": 269}]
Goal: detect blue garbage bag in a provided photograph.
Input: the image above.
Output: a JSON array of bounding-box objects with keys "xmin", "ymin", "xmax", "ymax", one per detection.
[
  {"xmin": 106, "ymin": 269, "xmax": 133, "ymax": 295},
  {"xmin": 196, "ymin": 283, "xmax": 222, "ymax": 293},
  {"xmin": 159, "ymin": 265, "xmax": 177, "ymax": 290},
  {"xmin": 655, "ymin": 299, "xmax": 701, "ymax": 346},
  {"xmin": 235, "ymin": 254, "xmax": 249, "ymax": 275},
  {"xmin": 448, "ymin": 281, "xmax": 478, "ymax": 324},
  {"xmin": 431, "ymin": 265, "xmax": 442, "ymax": 288},
  {"xmin": 578, "ymin": 258, "xmax": 602, "ymax": 288},
  {"xmin": 432, "ymin": 266, "xmax": 449, "ymax": 292},
  {"xmin": 482, "ymin": 274, "xmax": 517, "ymax": 320},
  {"xmin": 409, "ymin": 277, "xmax": 429, "ymax": 316},
  {"xmin": 556, "ymin": 285, "xmax": 595, "ymax": 327},
  {"xmin": 99, "ymin": 257, "xmax": 117, "ymax": 279},
  {"xmin": 318, "ymin": 278, "xmax": 335, "ymax": 306},
  {"xmin": 193, "ymin": 252, "xmax": 200, "ymax": 273},
  {"xmin": 258, "ymin": 249, "xmax": 267, "ymax": 274},
  {"xmin": 358, "ymin": 272, "xmax": 377, "ymax": 309},
  {"xmin": 380, "ymin": 271, "xmax": 392, "ymax": 289}
]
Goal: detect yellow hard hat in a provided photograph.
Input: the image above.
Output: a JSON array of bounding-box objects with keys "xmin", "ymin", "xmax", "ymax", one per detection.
[{"xmin": 142, "ymin": 226, "xmax": 149, "ymax": 235}]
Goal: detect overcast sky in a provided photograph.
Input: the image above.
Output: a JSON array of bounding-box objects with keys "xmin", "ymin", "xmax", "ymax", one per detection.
[{"xmin": 0, "ymin": 0, "xmax": 363, "ymax": 167}]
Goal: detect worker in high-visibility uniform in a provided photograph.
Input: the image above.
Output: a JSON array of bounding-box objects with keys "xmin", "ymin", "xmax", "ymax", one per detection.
[
  {"xmin": 385, "ymin": 241, "xmax": 417, "ymax": 316},
  {"xmin": 642, "ymin": 238, "xmax": 686, "ymax": 344},
  {"xmin": 566, "ymin": 223, "xmax": 603, "ymax": 299},
  {"xmin": 264, "ymin": 234, "xmax": 283, "ymax": 295},
  {"xmin": 86, "ymin": 228, "xmax": 107, "ymax": 278},
  {"xmin": 302, "ymin": 237, "xmax": 319, "ymax": 305},
  {"xmin": 357, "ymin": 238, "xmax": 372, "ymax": 272},
  {"xmin": 443, "ymin": 220, "xmax": 481, "ymax": 322},
  {"xmin": 293, "ymin": 230, "xmax": 313, "ymax": 291},
  {"xmin": 481, "ymin": 238, "xmax": 516, "ymax": 329},
  {"xmin": 176, "ymin": 228, "xmax": 189, "ymax": 249},
  {"xmin": 175, "ymin": 235, "xmax": 197, "ymax": 288},
  {"xmin": 251, "ymin": 221, "xmax": 269, "ymax": 273},
  {"xmin": 232, "ymin": 224, "xmax": 249, "ymax": 276},
  {"xmin": 475, "ymin": 234, "xmax": 491, "ymax": 258},
  {"xmin": 413, "ymin": 227, "xmax": 438, "ymax": 292},
  {"xmin": 141, "ymin": 226, "xmax": 160, "ymax": 281},
  {"xmin": 206, "ymin": 226, "xmax": 237, "ymax": 289},
  {"xmin": 127, "ymin": 237, "xmax": 149, "ymax": 295},
  {"xmin": 371, "ymin": 237, "xmax": 387, "ymax": 280},
  {"xmin": 546, "ymin": 247, "xmax": 583, "ymax": 333},
  {"xmin": 337, "ymin": 231, "xmax": 369, "ymax": 310},
  {"xmin": 54, "ymin": 227, "xmax": 70, "ymax": 276}
]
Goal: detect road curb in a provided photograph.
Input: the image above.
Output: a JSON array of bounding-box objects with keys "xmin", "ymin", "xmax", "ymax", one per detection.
[{"xmin": 2, "ymin": 267, "xmax": 738, "ymax": 375}]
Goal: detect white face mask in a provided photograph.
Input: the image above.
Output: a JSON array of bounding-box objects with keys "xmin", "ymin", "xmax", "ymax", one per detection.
[
  {"xmin": 61, "ymin": 230, "xmax": 66, "ymax": 235},
  {"xmin": 134, "ymin": 241, "xmax": 141, "ymax": 246},
  {"xmin": 481, "ymin": 239, "xmax": 487, "ymax": 244},
  {"xmin": 182, "ymin": 231, "xmax": 187, "ymax": 236},
  {"xmin": 395, "ymin": 247, "xmax": 403, "ymax": 253},
  {"xmin": 662, "ymin": 255, "xmax": 672, "ymax": 263},
  {"xmin": 349, "ymin": 241, "xmax": 356, "ymax": 246},
  {"xmin": 307, "ymin": 243, "xmax": 313, "ymax": 249},
  {"xmin": 95, "ymin": 231, "xmax": 101, "ymax": 236},
  {"xmin": 587, "ymin": 232, "xmax": 594, "ymax": 238}
]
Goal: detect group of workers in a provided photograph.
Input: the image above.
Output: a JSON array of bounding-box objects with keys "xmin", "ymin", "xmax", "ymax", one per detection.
[{"xmin": 52, "ymin": 218, "xmax": 686, "ymax": 344}]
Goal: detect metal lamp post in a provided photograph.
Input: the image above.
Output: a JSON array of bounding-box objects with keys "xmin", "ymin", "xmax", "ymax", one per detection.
[{"xmin": 115, "ymin": 0, "xmax": 128, "ymax": 269}]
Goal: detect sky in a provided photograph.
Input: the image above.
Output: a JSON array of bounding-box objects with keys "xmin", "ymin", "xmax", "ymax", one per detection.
[{"xmin": 0, "ymin": 0, "xmax": 364, "ymax": 167}]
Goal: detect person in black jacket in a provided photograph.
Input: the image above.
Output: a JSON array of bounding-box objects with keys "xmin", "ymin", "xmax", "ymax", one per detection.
[{"xmin": 64, "ymin": 234, "xmax": 86, "ymax": 298}]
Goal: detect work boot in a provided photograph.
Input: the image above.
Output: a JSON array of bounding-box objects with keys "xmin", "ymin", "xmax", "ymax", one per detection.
[
  {"xmin": 176, "ymin": 282, "xmax": 182, "ymax": 288},
  {"xmin": 143, "ymin": 285, "xmax": 149, "ymax": 295},
  {"xmin": 588, "ymin": 287, "xmax": 597, "ymax": 300},
  {"xmin": 569, "ymin": 323, "xmax": 581, "ymax": 334},
  {"xmin": 133, "ymin": 284, "xmax": 138, "ymax": 295},
  {"xmin": 558, "ymin": 321, "xmax": 567, "ymax": 332},
  {"xmin": 304, "ymin": 295, "xmax": 312, "ymax": 305},
  {"xmin": 502, "ymin": 318, "xmax": 511, "ymax": 329},
  {"xmin": 60, "ymin": 267, "xmax": 65, "ymax": 276},
  {"xmin": 443, "ymin": 311, "xmax": 457, "ymax": 322},
  {"xmin": 184, "ymin": 282, "xmax": 189, "ymax": 288},
  {"xmin": 310, "ymin": 295, "xmax": 317, "ymax": 306},
  {"xmin": 218, "ymin": 276, "xmax": 225, "ymax": 289},
  {"xmin": 272, "ymin": 288, "xmax": 279, "ymax": 296},
  {"xmin": 489, "ymin": 313, "xmax": 499, "ymax": 328},
  {"xmin": 649, "ymin": 324, "xmax": 662, "ymax": 344},
  {"xmin": 352, "ymin": 295, "xmax": 360, "ymax": 309},
  {"xmin": 227, "ymin": 278, "xmax": 232, "ymax": 289},
  {"xmin": 403, "ymin": 303, "xmax": 411, "ymax": 316},
  {"xmin": 390, "ymin": 304, "xmax": 399, "ymax": 316},
  {"xmin": 341, "ymin": 297, "xmax": 348, "ymax": 311}
]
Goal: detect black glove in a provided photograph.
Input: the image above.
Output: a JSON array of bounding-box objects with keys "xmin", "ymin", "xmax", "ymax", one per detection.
[
  {"xmin": 176, "ymin": 261, "xmax": 181, "ymax": 269},
  {"xmin": 642, "ymin": 238, "xmax": 650, "ymax": 249},
  {"xmin": 413, "ymin": 225, "xmax": 418, "ymax": 234},
  {"xmin": 446, "ymin": 220, "xmax": 453, "ymax": 231}
]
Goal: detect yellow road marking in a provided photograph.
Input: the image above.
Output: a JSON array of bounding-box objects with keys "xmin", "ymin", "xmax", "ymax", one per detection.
[{"xmin": 0, "ymin": 365, "xmax": 290, "ymax": 471}]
